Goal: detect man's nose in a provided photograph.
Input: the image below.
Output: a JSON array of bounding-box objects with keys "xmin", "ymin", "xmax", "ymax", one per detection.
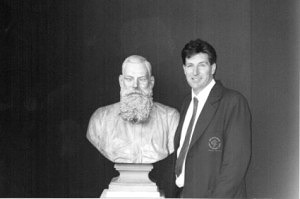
[{"xmin": 193, "ymin": 66, "xmax": 199, "ymax": 75}]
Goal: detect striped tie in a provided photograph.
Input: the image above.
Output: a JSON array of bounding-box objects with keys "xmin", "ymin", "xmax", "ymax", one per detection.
[{"xmin": 175, "ymin": 97, "xmax": 199, "ymax": 176}]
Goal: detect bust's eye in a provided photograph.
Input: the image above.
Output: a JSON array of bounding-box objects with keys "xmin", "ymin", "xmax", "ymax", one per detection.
[
  {"xmin": 139, "ymin": 77, "xmax": 148, "ymax": 82},
  {"xmin": 124, "ymin": 77, "xmax": 132, "ymax": 81}
]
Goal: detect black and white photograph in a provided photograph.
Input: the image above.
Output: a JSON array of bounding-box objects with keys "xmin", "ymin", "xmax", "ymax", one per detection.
[{"xmin": 0, "ymin": 0, "xmax": 298, "ymax": 198}]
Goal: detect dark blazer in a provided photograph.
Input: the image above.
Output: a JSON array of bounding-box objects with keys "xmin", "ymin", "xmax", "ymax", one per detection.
[{"xmin": 174, "ymin": 80, "xmax": 252, "ymax": 198}]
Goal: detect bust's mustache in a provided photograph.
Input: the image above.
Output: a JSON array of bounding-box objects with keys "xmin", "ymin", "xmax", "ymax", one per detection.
[{"xmin": 121, "ymin": 88, "xmax": 151, "ymax": 98}]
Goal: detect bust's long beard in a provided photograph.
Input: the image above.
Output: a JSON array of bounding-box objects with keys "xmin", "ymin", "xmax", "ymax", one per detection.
[{"xmin": 119, "ymin": 88, "xmax": 153, "ymax": 123}]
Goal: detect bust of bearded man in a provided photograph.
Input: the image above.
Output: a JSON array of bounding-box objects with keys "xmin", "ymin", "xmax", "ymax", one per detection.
[{"xmin": 86, "ymin": 55, "xmax": 180, "ymax": 163}]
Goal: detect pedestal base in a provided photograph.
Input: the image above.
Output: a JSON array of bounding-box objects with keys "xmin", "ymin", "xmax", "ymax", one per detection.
[{"xmin": 100, "ymin": 163, "xmax": 164, "ymax": 198}]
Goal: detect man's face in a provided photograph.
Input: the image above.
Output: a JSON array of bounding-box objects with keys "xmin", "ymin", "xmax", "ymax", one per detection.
[{"xmin": 183, "ymin": 53, "xmax": 216, "ymax": 95}]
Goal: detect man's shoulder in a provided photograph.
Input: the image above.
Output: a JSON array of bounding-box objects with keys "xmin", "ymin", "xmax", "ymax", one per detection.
[{"xmin": 219, "ymin": 84, "xmax": 249, "ymax": 105}]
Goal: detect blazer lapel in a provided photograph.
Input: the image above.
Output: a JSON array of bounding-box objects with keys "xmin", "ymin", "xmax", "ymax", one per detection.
[
  {"xmin": 174, "ymin": 95, "xmax": 191, "ymax": 150},
  {"xmin": 189, "ymin": 81, "xmax": 224, "ymax": 149}
]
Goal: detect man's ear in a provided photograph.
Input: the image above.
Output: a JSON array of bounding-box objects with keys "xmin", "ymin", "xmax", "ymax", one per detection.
[
  {"xmin": 119, "ymin": 75, "xmax": 123, "ymax": 87},
  {"xmin": 212, "ymin": 63, "xmax": 217, "ymax": 75},
  {"xmin": 182, "ymin": 65, "xmax": 187, "ymax": 75}
]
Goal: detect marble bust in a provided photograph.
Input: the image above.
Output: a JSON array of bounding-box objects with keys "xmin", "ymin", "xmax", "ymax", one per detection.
[{"xmin": 86, "ymin": 55, "xmax": 179, "ymax": 163}]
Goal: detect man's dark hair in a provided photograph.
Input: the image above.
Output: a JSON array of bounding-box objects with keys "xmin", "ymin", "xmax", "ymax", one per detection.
[{"xmin": 181, "ymin": 39, "xmax": 217, "ymax": 65}]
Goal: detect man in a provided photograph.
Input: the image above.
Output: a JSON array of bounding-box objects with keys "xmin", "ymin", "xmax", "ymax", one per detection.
[
  {"xmin": 87, "ymin": 55, "xmax": 179, "ymax": 164},
  {"xmin": 174, "ymin": 39, "xmax": 251, "ymax": 198}
]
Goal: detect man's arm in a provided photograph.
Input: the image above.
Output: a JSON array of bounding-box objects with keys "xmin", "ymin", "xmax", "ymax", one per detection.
[{"xmin": 212, "ymin": 94, "xmax": 252, "ymax": 197}]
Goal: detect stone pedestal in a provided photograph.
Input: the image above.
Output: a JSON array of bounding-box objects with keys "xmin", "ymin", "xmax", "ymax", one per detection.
[{"xmin": 100, "ymin": 163, "xmax": 163, "ymax": 198}]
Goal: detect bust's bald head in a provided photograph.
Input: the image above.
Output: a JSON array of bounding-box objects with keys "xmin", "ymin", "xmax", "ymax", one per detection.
[{"xmin": 122, "ymin": 55, "xmax": 152, "ymax": 76}]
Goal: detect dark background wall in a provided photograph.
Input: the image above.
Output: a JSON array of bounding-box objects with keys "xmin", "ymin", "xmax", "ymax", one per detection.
[{"xmin": 0, "ymin": 0, "xmax": 298, "ymax": 198}]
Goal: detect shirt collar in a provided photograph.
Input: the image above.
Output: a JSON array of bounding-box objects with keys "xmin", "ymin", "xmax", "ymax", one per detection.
[{"xmin": 192, "ymin": 79, "xmax": 216, "ymax": 100}]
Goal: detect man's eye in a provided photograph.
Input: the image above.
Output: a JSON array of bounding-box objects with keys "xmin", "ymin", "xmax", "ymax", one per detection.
[
  {"xmin": 198, "ymin": 62, "xmax": 209, "ymax": 67},
  {"xmin": 124, "ymin": 77, "xmax": 132, "ymax": 81},
  {"xmin": 186, "ymin": 65, "xmax": 193, "ymax": 68}
]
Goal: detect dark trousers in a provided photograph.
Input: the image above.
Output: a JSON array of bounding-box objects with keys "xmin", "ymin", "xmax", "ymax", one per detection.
[{"xmin": 176, "ymin": 187, "xmax": 184, "ymax": 198}]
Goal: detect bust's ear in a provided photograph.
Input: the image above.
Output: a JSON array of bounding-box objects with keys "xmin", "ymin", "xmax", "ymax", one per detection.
[
  {"xmin": 150, "ymin": 76, "xmax": 155, "ymax": 88},
  {"xmin": 119, "ymin": 75, "xmax": 123, "ymax": 87}
]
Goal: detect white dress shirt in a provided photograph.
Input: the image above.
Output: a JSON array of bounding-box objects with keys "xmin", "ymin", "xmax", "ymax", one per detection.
[{"xmin": 176, "ymin": 79, "xmax": 216, "ymax": 187}]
